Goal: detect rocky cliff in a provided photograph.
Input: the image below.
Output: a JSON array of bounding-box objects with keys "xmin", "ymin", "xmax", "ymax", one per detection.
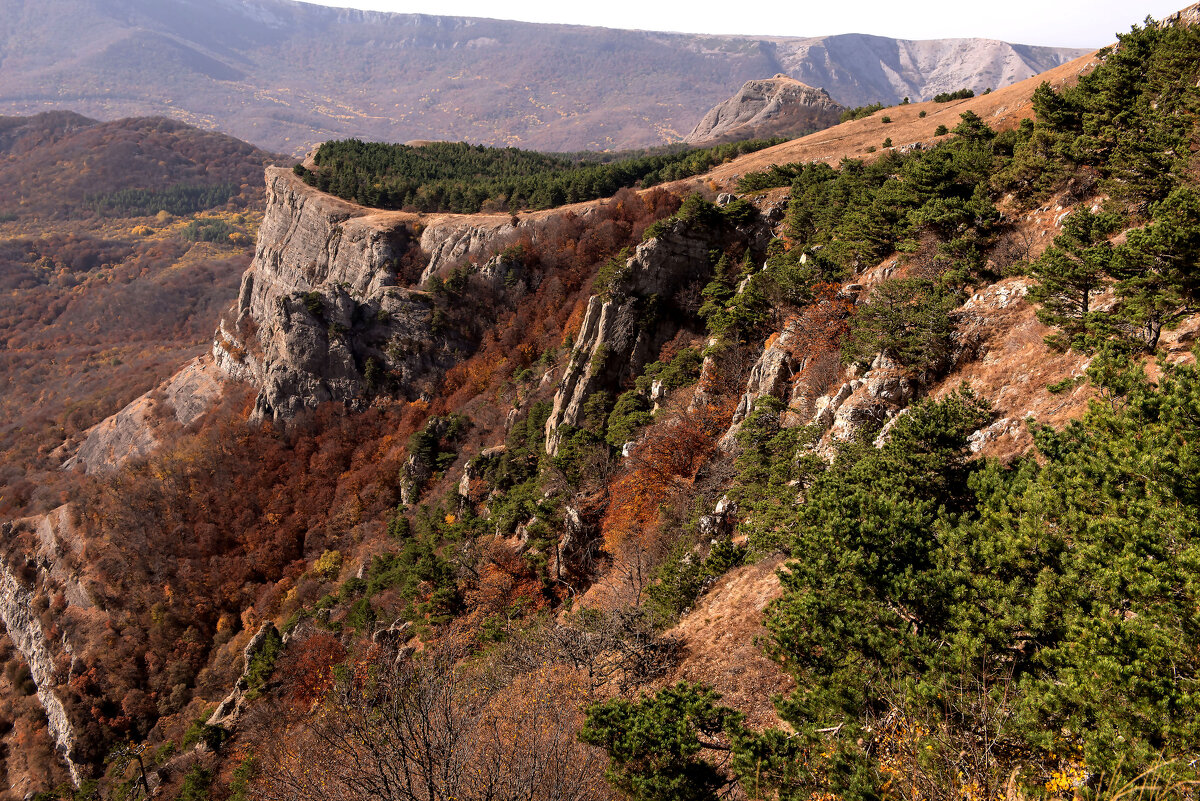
[
  {"xmin": 0, "ymin": 510, "xmax": 90, "ymax": 787},
  {"xmin": 217, "ymin": 168, "xmax": 511, "ymax": 419},
  {"xmin": 63, "ymin": 357, "xmax": 227, "ymax": 474},
  {"xmin": 684, "ymin": 75, "xmax": 844, "ymax": 145},
  {"xmin": 545, "ymin": 206, "xmax": 771, "ymax": 455}
]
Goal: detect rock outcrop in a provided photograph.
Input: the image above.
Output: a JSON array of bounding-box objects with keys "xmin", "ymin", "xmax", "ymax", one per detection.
[
  {"xmin": 216, "ymin": 168, "xmax": 444, "ymax": 419},
  {"xmin": 545, "ymin": 213, "xmax": 768, "ymax": 455},
  {"xmin": 217, "ymin": 167, "xmax": 536, "ymax": 420},
  {"xmin": 715, "ymin": 269, "xmax": 1005, "ymax": 455},
  {"xmin": 418, "ymin": 217, "xmax": 522, "ymax": 285},
  {"xmin": 685, "ymin": 75, "xmax": 844, "ymax": 145},
  {"xmin": 0, "ymin": 526, "xmax": 82, "ymax": 785},
  {"xmin": 63, "ymin": 357, "xmax": 227, "ymax": 474},
  {"xmin": 1164, "ymin": 2, "xmax": 1200, "ymax": 28},
  {"xmin": 207, "ymin": 622, "xmax": 280, "ymax": 731}
]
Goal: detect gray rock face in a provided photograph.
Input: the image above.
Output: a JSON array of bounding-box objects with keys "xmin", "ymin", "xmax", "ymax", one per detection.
[
  {"xmin": 718, "ymin": 295, "xmax": 986, "ymax": 456},
  {"xmin": 699, "ymin": 496, "xmax": 737, "ymax": 540},
  {"xmin": 216, "ymin": 168, "xmax": 460, "ymax": 420},
  {"xmin": 1164, "ymin": 3, "xmax": 1200, "ymax": 28},
  {"xmin": 218, "ymin": 167, "xmax": 537, "ymax": 420},
  {"xmin": 208, "ymin": 622, "xmax": 280, "ymax": 731},
  {"xmin": 545, "ymin": 215, "xmax": 765, "ymax": 455},
  {"xmin": 63, "ymin": 357, "xmax": 226, "ymax": 473},
  {"xmin": 0, "ymin": 526, "xmax": 82, "ymax": 785},
  {"xmin": 685, "ymin": 75, "xmax": 844, "ymax": 145},
  {"xmin": 418, "ymin": 218, "xmax": 521, "ymax": 285},
  {"xmin": 558, "ymin": 505, "xmax": 601, "ymax": 576},
  {"xmin": 773, "ymin": 35, "xmax": 1088, "ymax": 108}
]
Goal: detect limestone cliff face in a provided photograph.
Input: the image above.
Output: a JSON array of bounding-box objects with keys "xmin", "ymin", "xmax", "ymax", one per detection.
[
  {"xmin": 545, "ymin": 212, "xmax": 769, "ymax": 455},
  {"xmin": 0, "ymin": 511, "xmax": 88, "ymax": 786},
  {"xmin": 418, "ymin": 216, "xmax": 521, "ymax": 285},
  {"xmin": 218, "ymin": 168, "xmax": 531, "ymax": 419},
  {"xmin": 218, "ymin": 166, "xmax": 425, "ymax": 418},
  {"xmin": 63, "ymin": 357, "xmax": 227, "ymax": 474},
  {"xmin": 684, "ymin": 75, "xmax": 844, "ymax": 145}
]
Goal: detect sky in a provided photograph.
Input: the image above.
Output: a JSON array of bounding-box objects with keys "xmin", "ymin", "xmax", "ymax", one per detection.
[{"xmin": 301, "ymin": 1, "xmax": 1185, "ymax": 48}]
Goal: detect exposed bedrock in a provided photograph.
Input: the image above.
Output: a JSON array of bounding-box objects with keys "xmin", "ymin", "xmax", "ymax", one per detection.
[{"xmin": 545, "ymin": 213, "xmax": 770, "ymax": 455}]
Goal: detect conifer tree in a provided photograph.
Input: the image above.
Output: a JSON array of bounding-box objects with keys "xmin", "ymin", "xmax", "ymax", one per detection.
[{"xmin": 1028, "ymin": 206, "xmax": 1120, "ymax": 345}]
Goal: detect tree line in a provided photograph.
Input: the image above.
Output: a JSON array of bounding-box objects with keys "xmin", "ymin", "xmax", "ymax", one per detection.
[{"xmin": 294, "ymin": 138, "xmax": 782, "ymax": 214}]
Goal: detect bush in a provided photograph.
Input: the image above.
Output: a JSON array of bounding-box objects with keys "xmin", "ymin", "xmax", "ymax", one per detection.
[
  {"xmin": 244, "ymin": 626, "xmax": 283, "ymax": 698},
  {"xmin": 179, "ymin": 217, "xmax": 235, "ymax": 242},
  {"xmin": 181, "ymin": 719, "xmax": 227, "ymax": 752},
  {"xmin": 581, "ymin": 683, "xmax": 744, "ymax": 801},
  {"xmin": 840, "ymin": 102, "xmax": 885, "ymax": 123},
  {"xmin": 606, "ymin": 389, "xmax": 653, "ymax": 448},
  {"xmin": 933, "ymin": 88, "xmax": 975, "ymax": 102},
  {"xmin": 934, "ymin": 124, "xmax": 949, "ymax": 136},
  {"xmin": 647, "ymin": 539, "xmax": 747, "ymax": 622},
  {"xmin": 178, "ymin": 766, "xmax": 212, "ymax": 801}
]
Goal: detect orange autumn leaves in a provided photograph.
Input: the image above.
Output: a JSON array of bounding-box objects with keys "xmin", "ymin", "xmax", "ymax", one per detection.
[{"xmin": 602, "ymin": 401, "xmax": 732, "ymax": 557}]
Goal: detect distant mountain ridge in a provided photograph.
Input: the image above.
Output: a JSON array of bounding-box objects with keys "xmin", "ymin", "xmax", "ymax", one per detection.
[{"xmin": 0, "ymin": 0, "xmax": 1087, "ymax": 155}]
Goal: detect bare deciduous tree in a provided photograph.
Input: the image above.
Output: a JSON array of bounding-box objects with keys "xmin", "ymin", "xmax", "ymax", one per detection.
[{"xmin": 256, "ymin": 645, "xmax": 613, "ymax": 801}]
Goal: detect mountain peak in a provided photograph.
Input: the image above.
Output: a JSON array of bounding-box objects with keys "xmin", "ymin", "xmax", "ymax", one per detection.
[{"xmin": 684, "ymin": 75, "xmax": 844, "ymax": 145}]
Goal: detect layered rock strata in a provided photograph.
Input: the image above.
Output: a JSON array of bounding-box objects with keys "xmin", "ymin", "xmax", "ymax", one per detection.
[{"xmin": 216, "ymin": 167, "xmax": 535, "ymax": 419}]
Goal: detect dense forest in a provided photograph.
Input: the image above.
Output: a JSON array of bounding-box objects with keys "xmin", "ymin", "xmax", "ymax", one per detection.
[
  {"xmin": 296, "ymin": 138, "xmax": 783, "ymax": 213},
  {"xmin": 13, "ymin": 12, "xmax": 1200, "ymax": 801}
]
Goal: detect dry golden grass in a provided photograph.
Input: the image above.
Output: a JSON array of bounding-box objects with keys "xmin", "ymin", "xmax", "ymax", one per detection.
[{"xmin": 661, "ymin": 555, "xmax": 794, "ymax": 732}]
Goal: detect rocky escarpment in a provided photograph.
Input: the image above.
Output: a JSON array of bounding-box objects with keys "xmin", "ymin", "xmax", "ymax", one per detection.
[
  {"xmin": 217, "ymin": 167, "xmax": 535, "ymax": 419},
  {"xmin": 63, "ymin": 357, "xmax": 227, "ymax": 474},
  {"xmin": 418, "ymin": 216, "xmax": 522, "ymax": 286},
  {"xmin": 685, "ymin": 75, "xmax": 844, "ymax": 145},
  {"xmin": 545, "ymin": 208, "xmax": 770, "ymax": 455},
  {"xmin": 216, "ymin": 169, "xmax": 477, "ymax": 418},
  {"xmin": 712, "ymin": 270, "xmax": 1113, "ymax": 463},
  {"xmin": 0, "ymin": 518, "xmax": 84, "ymax": 786}
]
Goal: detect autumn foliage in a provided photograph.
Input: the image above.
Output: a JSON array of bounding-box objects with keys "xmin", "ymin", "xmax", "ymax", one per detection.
[{"xmin": 603, "ymin": 401, "xmax": 732, "ymax": 559}]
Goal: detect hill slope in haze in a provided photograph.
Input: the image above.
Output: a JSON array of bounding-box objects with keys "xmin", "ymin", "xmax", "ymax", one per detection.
[
  {"xmin": 0, "ymin": 112, "xmax": 275, "ymax": 221},
  {"xmin": 0, "ymin": 112, "xmax": 278, "ymax": 517},
  {"xmin": 0, "ymin": 0, "xmax": 1086, "ymax": 154}
]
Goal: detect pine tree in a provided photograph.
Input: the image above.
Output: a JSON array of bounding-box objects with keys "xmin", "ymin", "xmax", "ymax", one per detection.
[
  {"xmin": 1028, "ymin": 206, "xmax": 1120, "ymax": 345},
  {"xmin": 1112, "ymin": 187, "xmax": 1200, "ymax": 350}
]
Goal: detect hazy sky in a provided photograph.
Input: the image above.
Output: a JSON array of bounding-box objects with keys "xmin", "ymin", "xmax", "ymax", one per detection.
[{"xmin": 301, "ymin": 1, "xmax": 1183, "ymax": 48}]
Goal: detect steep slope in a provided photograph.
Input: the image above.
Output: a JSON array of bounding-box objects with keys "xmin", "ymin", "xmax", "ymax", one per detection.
[
  {"xmin": 8, "ymin": 8, "xmax": 1200, "ymax": 799},
  {"xmin": 0, "ymin": 113, "xmax": 278, "ymax": 517},
  {"xmin": 0, "ymin": 0, "xmax": 1086, "ymax": 154},
  {"xmin": 683, "ymin": 75, "xmax": 844, "ymax": 145},
  {"xmin": 773, "ymin": 33, "xmax": 1081, "ymax": 106}
]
